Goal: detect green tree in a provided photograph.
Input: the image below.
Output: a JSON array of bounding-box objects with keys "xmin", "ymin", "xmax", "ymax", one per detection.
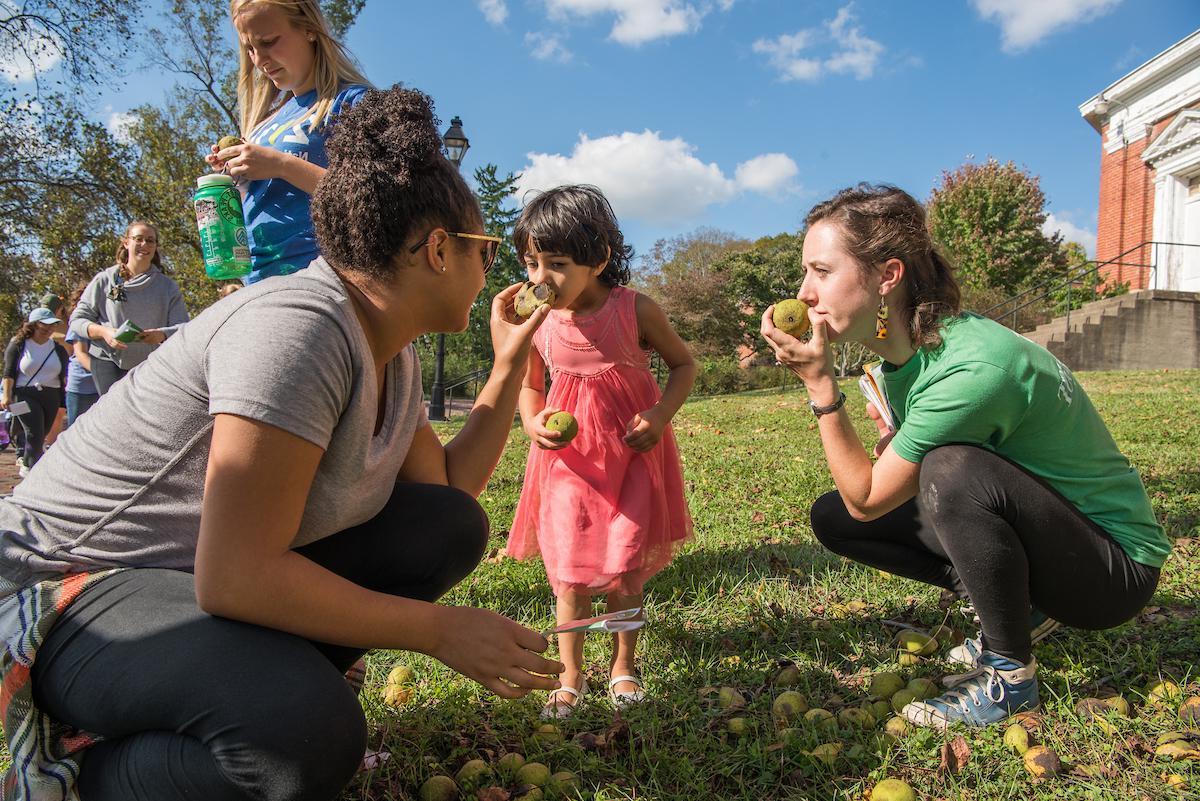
[
  {"xmin": 714, "ymin": 232, "xmax": 806, "ymax": 359},
  {"xmin": 636, "ymin": 228, "xmax": 749, "ymax": 357},
  {"xmin": 927, "ymin": 158, "xmax": 1065, "ymax": 295}
]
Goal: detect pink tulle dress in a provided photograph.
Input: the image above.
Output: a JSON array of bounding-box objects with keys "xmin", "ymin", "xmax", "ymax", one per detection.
[{"xmin": 507, "ymin": 285, "xmax": 693, "ymax": 597}]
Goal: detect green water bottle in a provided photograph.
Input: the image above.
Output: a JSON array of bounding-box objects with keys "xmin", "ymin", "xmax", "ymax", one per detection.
[{"xmin": 194, "ymin": 174, "xmax": 251, "ymax": 280}]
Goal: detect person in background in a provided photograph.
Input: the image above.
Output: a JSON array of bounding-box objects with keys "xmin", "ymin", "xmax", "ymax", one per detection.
[
  {"xmin": 1, "ymin": 308, "xmax": 68, "ymax": 477},
  {"xmin": 69, "ymin": 221, "xmax": 190, "ymax": 394},
  {"xmin": 206, "ymin": 0, "xmax": 371, "ymax": 284},
  {"xmin": 63, "ymin": 282, "xmax": 100, "ymax": 426}
]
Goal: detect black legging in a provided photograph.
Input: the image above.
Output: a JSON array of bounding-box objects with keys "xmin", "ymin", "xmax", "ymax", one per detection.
[
  {"xmin": 12, "ymin": 385, "xmax": 61, "ymax": 467},
  {"xmin": 31, "ymin": 482, "xmax": 489, "ymax": 801},
  {"xmin": 89, "ymin": 357, "xmax": 129, "ymax": 395},
  {"xmin": 809, "ymin": 445, "xmax": 1159, "ymax": 664}
]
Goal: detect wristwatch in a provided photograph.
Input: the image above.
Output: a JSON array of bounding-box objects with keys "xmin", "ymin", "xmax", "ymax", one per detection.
[{"xmin": 808, "ymin": 391, "xmax": 846, "ymax": 417}]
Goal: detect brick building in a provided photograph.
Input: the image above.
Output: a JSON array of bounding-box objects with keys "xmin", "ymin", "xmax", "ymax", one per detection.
[{"xmin": 1079, "ymin": 29, "xmax": 1200, "ymax": 291}]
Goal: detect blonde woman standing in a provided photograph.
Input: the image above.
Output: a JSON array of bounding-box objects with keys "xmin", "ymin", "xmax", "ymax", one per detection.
[{"xmin": 207, "ymin": 0, "xmax": 372, "ymax": 284}]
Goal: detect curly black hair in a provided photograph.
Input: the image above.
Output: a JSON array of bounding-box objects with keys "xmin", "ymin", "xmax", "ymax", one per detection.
[
  {"xmin": 513, "ymin": 185, "xmax": 633, "ymax": 287},
  {"xmin": 311, "ymin": 86, "xmax": 481, "ymax": 281}
]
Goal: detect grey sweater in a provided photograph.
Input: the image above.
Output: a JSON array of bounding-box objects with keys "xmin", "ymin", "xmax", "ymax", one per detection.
[{"xmin": 69, "ymin": 265, "xmax": 190, "ymax": 370}]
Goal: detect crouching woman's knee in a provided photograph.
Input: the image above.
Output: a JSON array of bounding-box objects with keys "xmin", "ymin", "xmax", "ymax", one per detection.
[
  {"xmin": 809, "ymin": 490, "xmax": 856, "ymax": 555},
  {"xmin": 424, "ymin": 484, "xmax": 490, "ymax": 585}
]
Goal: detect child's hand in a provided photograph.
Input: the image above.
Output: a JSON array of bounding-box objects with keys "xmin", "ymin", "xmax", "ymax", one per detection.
[
  {"xmin": 624, "ymin": 406, "xmax": 668, "ymax": 452},
  {"xmin": 429, "ymin": 606, "xmax": 565, "ymax": 699},
  {"xmin": 526, "ymin": 408, "xmax": 570, "ymax": 450},
  {"xmin": 761, "ymin": 303, "xmax": 835, "ymax": 386},
  {"xmin": 491, "ymin": 282, "xmax": 550, "ymax": 369}
]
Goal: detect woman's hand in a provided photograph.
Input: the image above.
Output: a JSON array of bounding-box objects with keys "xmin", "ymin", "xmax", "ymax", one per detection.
[
  {"xmin": 761, "ymin": 305, "xmax": 835, "ymax": 388},
  {"xmin": 138, "ymin": 329, "xmax": 167, "ymax": 346},
  {"xmin": 0, "ymin": 394, "xmax": 8, "ymax": 411},
  {"xmin": 490, "ymin": 282, "xmax": 549, "ymax": 371},
  {"xmin": 211, "ymin": 142, "xmax": 286, "ymax": 182},
  {"xmin": 866, "ymin": 402, "xmax": 896, "ymax": 458},
  {"xmin": 525, "ymin": 407, "xmax": 569, "ymax": 450},
  {"xmin": 100, "ymin": 326, "xmax": 128, "ymax": 350},
  {"xmin": 429, "ymin": 606, "xmax": 565, "ymax": 699},
  {"xmin": 624, "ymin": 405, "xmax": 668, "ymax": 452}
]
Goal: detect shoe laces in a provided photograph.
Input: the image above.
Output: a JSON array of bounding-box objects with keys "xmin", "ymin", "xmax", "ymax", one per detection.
[{"xmin": 940, "ymin": 664, "xmax": 1006, "ymax": 715}]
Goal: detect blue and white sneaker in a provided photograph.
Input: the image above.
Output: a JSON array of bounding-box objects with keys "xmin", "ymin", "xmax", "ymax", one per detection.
[
  {"xmin": 947, "ymin": 610, "xmax": 1061, "ymax": 668},
  {"xmin": 903, "ymin": 652, "xmax": 1039, "ymax": 729}
]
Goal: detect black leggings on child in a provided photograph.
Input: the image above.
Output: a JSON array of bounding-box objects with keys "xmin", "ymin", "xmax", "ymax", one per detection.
[
  {"xmin": 809, "ymin": 445, "xmax": 1159, "ymax": 664},
  {"xmin": 31, "ymin": 482, "xmax": 489, "ymax": 801}
]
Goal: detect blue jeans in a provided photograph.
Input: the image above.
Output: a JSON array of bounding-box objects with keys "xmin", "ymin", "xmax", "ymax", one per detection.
[{"xmin": 66, "ymin": 391, "xmax": 99, "ymax": 427}]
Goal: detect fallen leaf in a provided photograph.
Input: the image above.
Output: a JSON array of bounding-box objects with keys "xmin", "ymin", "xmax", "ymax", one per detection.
[
  {"xmin": 476, "ymin": 788, "xmax": 510, "ymax": 801},
  {"xmin": 939, "ymin": 735, "xmax": 971, "ymax": 775},
  {"xmin": 752, "ymin": 511, "xmax": 766, "ymax": 523}
]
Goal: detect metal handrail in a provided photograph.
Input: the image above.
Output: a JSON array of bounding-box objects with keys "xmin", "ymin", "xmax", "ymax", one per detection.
[
  {"xmin": 982, "ymin": 240, "xmax": 1200, "ymax": 331},
  {"xmin": 442, "ymin": 368, "xmax": 490, "ymax": 420}
]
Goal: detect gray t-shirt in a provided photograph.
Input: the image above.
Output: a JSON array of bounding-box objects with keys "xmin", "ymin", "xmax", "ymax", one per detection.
[
  {"xmin": 68, "ymin": 265, "xmax": 191, "ymax": 370},
  {"xmin": 0, "ymin": 257, "xmax": 427, "ymax": 590}
]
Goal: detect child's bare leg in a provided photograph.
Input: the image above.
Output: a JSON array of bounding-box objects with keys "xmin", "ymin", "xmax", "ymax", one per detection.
[
  {"xmin": 550, "ymin": 590, "xmax": 593, "ymax": 709},
  {"xmin": 606, "ymin": 590, "xmax": 643, "ymax": 695}
]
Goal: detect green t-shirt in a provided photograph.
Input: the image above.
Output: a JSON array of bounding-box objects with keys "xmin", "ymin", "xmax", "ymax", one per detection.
[{"xmin": 882, "ymin": 313, "xmax": 1169, "ymax": 568}]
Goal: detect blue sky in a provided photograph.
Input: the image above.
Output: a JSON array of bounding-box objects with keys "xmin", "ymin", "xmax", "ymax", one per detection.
[{"xmin": 50, "ymin": 2, "xmax": 1200, "ymax": 259}]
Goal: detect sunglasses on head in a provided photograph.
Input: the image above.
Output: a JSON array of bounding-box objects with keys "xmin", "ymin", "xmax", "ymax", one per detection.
[{"xmin": 409, "ymin": 231, "xmax": 502, "ymax": 275}]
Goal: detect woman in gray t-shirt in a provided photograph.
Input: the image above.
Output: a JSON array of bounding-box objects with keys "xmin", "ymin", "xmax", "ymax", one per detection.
[{"xmin": 1, "ymin": 86, "xmax": 561, "ymax": 801}]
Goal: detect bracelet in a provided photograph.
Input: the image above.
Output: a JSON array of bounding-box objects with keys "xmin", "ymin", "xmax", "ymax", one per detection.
[{"xmin": 808, "ymin": 390, "xmax": 846, "ymax": 417}]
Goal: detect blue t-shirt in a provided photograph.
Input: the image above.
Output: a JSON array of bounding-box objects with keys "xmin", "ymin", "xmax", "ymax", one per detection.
[
  {"xmin": 63, "ymin": 330, "xmax": 96, "ymax": 396},
  {"xmin": 242, "ymin": 83, "xmax": 369, "ymax": 284}
]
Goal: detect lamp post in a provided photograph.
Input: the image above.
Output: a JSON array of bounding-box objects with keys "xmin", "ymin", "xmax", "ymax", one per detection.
[{"xmin": 428, "ymin": 116, "xmax": 470, "ymax": 422}]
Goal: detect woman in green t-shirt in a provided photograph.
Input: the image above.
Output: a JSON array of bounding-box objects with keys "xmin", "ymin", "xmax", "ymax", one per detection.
[{"xmin": 761, "ymin": 184, "xmax": 1168, "ymax": 730}]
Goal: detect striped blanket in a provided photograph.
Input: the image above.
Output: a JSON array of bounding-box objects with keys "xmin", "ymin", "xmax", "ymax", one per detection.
[{"xmin": 0, "ymin": 571, "xmax": 117, "ymax": 801}]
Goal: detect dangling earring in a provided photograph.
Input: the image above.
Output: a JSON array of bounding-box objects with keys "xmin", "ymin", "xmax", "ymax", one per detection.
[{"xmin": 875, "ymin": 296, "xmax": 889, "ymax": 340}]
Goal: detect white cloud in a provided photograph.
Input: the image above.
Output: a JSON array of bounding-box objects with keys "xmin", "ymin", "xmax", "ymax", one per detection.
[
  {"xmin": 106, "ymin": 110, "xmax": 136, "ymax": 144},
  {"xmin": 734, "ymin": 153, "xmax": 799, "ymax": 195},
  {"xmin": 478, "ymin": 0, "xmax": 508, "ymax": 25},
  {"xmin": 754, "ymin": 5, "xmax": 884, "ymax": 82},
  {"xmin": 525, "ymin": 31, "xmax": 574, "ymax": 61},
  {"xmin": 515, "ymin": 130, "xmax": 798, "ymax": 225},
  {"xmin": 542, "ymin": 0, "xmax": 729, "ymax": 46},
  {"xmin": 1043, "ymin": 213, "xmax": 1096, "ymax": 256},
  {"xmin": 972, "ymin": 0, "xmax": 1122, "ymax": 52},
  {"xmin": 0, "ymin": 34, "xmax": 63, "ymax": 83}
]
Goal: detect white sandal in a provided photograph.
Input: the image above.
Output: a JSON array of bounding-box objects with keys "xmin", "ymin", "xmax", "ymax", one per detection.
[
  {"xmin": 541, "ymin": 679, "xmax": 588, "ymax": 719},
  {"xmin": 608, "ymin": 674, "xmax": 645, "ymax": 708}
]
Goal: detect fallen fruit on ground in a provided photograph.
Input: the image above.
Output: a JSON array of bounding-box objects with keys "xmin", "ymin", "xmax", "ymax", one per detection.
[
  {"xmin": 804, "ymin": 708, "xmax": 837, "ymax": 730},
  {"xmin": 1167, "ymin": 773, "xmax": 1187, "ymax": 788},
  {"xmin": 884, "ymin": 716, "xmax": 911, "ymax": 737},
  {"xmin": 533, "ymin": 724, "xmax": 563, "ymax": 744},
  {"xmin": 869, "ymin": 672, "xmax": 905, "ymax": 699},
  {"xmin": 382, "ymin": 683, "xmax": 413, "ymax": 707},
  {"xmin": 497, "ymin": 752, "xmax": 526, "ymax": 781},
  {"xmin": 897, "ymin": 653, "xmax": 922, "ymax": 666},
  {"xmin": 870, "ymin": 778, "xmax": 917, "ymax": 801},
  {"xmin": 515, "ymin": 762, "xmax": 551, "ymax": 787},
  {"xmin": 1075, "ymin": 698, "xmax": 1122, "ymax": 734},
  {"xmin": 1147, "ymin": 680, "xmax": 1183, "ymax": 707},
  {"xmin": 778, "ymin": 727, "xmax": 803, "ymax": 745},
  {"xmin": 1180, "ymin": 696, "xmax": 1200, "ymax": 724},
  {"xmin": 718, "ymin": 687, "xmax": 746, "ymax": 709},
  {"xmin": 771, "ymin": 299, "xmax": 811, "ymax": 337},
  {"xmin": 928, "ymin": 624, "xmax": 961, "ymax": 645},
  {"xmin": 838, "ymin": 706, "xmax": 875, "ymax": 730},
  {"xmin": 1102, "ymin": 695, "xmax": 1132, "ymax": 716},
  {"xmin": 895, "ymin": 630, "xmax": 938, "ymax": 656},
  {"xmin": 1155, "ymin": 740, "xmax": 1200, "ymax": 760},
  {"xmin": 418, "ymin": 775, "xmax": 458, "ymax": 801},
  {"xmin": 545, "ymin": 411, "xmax": 578, "ymax": 444},
  {"xmin": 772, "ymin": 691, "xmax": 808, "ymax": 723},
  {"xmin": 1003, "ymin": 723, "xmax": 1031, "ymax": 754},
  {"xmin": 547, "ymin": 771, "xmax": 578, "ymax": 797},
  {"xmin": 890, "ymin": 689, "xmax": 920, "ymax": 714},
  {"xmin": 869, "ymin": 699, "xmax": 892, "ymax": 720},
  {"xmin": 387, "ymin": 664, "xmax": 415, "ymax": 685},
  {"xmin": 726, "ymin": 717, "xmax": 750, "ymax": 736},
  {"xmin": 1023, "ymin": 745, "xmax": 1063, "ymax": 778},
  {"xmin": 774, "ymin": 664, "xmax": 802, "ymax": 686},
  {"xmin": 906, "ymin": 677, "xmax": 939, "ymax": 700},
  {"xmin": 514, "ymin": 789, "xmax": 544, "ymax": 801},
  {"xmin": 454, "ymin": 759, "xmax": 494, "ymax": 792},
  {"xmin": 808, "ymin": 742, "xmax": 841, "ymax": 766}
]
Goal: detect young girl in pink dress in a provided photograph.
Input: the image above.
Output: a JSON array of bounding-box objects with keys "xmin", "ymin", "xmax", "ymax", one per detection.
[{"xmin": 507, "ymin": 185, "xmax": 696, "ymax": 718}]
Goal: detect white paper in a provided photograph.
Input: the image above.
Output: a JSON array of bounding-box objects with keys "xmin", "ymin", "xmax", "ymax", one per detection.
[
  {"xmin": 857, "ymin": 363, "xmax": 896, "ymax": 432},
  {"xmin": 7, "ymin": 401, "xmax": 30, "ymax": 416}
]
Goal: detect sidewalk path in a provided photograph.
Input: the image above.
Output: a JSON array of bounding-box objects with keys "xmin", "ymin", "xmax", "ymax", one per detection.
[{"xmin": 0, "ymin": 448, "xmax": 19, "ymax": 496}]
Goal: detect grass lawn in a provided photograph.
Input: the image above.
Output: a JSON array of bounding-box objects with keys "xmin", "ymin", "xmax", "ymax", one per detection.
[{"xmin": 349, "ymin": 369, "xmax": 1200, "ymax": 801}]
